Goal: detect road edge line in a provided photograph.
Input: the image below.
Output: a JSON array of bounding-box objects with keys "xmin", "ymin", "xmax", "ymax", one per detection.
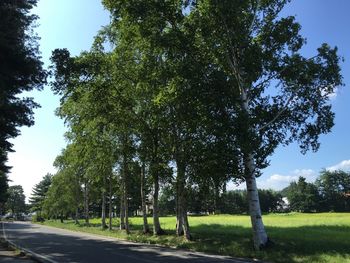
[{"xmin": 1, "ymin": 221, "xmax": 58, "ymax": 263}]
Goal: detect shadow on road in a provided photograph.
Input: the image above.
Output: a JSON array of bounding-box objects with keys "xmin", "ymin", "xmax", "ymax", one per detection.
[{"xmin": 3, "ymin": 222, "xmax": 250, "ymax": 263}]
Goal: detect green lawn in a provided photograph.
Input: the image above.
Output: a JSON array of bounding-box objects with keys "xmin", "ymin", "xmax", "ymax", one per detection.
[{"xmin": 40, "ymin": 213, "xmax": 350, "ymax": 263}]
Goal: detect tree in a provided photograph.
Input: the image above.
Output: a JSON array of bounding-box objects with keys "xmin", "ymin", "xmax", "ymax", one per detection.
[
  {"xmin": 29, "ymin": 174, "xmax": 52, "ymax": 218},
  {"xmin": 0, "ymin": 0, "xmax": 46, "ymax": 181},
  {"xmin": 221, "ymin": 190, "xmax": 248, "ymax": 214},
  {"xmin": 48, "ymin": 0, "xmax": 343, "ymax": 250},
  {"xmin": 283, "ymin": 177, "xmax": 320, "ymax": 212},
  {"xmin": 258, "ymin": 189, "xmax": 283, "ymax": 213},
  {"xmin": 316, "ymin": 170, "xmax": 350, "ymax": 212},
  {"xmin": 0, "ymin": 172, "xmax": 9, "ymax": 214},
  {"xmin": 190, "ymin": 0, "xmax": 343, "ymax": 249},
  {"xmin": 43, "ymin": 171, "xmax": 81, "ymax": 222},
  {"xmin": 53, "ymin": 145, "xmax": 84, "ymax": 224},
  {"xmin": 6, "ymin": 185, "xmax": 26, "ymax": 218}
]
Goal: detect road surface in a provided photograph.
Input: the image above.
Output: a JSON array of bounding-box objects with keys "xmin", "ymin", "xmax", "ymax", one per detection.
[{"xmin": 2, "ymin": 222, "xmax": 253, "ymax": 263}]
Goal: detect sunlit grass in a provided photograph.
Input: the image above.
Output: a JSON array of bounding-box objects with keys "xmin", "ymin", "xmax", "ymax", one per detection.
[{"xmin": 40, "ymin": 213, "xmax": 350, "ymax": 263}]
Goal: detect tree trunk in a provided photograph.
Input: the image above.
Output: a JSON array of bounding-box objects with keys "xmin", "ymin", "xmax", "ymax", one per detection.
[
  {"xmin": 176, "ymin": 203, "xmax": 183, "ymax": 236},
  {"xmin": 120, "ymin": 193, "xmax": 125, "ymax": 230},
  {"xmin": 84, "ymin": 181, "xmax": 89, "ymax": 226},
  {"xmin": 124, "ymin": 185, "xmax": 130, "ymax": 234},
  {"xmin": 213, "ymin": 181, "xmax": 220, "ymax": 214},
  {"xmin": 245, "ymin": 153, "xmax": 269, "ymax": 250},
  {"xmin": 140, "ymin": 162, "xmax": 150, "ymax": 234},
  {"xmin": 109, "ymin": 176, "xmax": 113, "ymax": 231},
  {"xmin": 123, "ymin": 148, "xmax": 130, "ymax": 234},
  {"xmin": 101, "ymin": 190, "xmax": 107, "ymax": 229},
  {"xmin": 152, "ymin": 171, "xmax": 163, "ymax": 235},
  {"xmin": 175, "ymin": 159, "xmax": 191, "ymax": 240},
  {"xmin": 182, "ymin": 209, "xmax": 191, "ymax": 240},
  {"xmin": 240, "ymin": 85, "xmax": 269, "ymax": 249},
  {"xmin": 74, "ymin": 207, "xmax": 79, "ymax": 225}
]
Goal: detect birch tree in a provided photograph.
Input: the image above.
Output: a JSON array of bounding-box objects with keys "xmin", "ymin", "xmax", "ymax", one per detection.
[{"xmin": 190, "ymin": 0, "xmax": 343, "ymax": 249}]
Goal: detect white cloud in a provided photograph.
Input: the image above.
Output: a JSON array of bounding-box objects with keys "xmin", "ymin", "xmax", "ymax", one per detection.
[
  {"xmin": 269, "ymin": 174, "xmax": 298, "ymax": 182},
  {"xmin": 257, "ymin": 169, "xmax": 317, "ymax": 190},
  {"xmin": 326, "ymin": 159, "xmax": 350, "ymax": 172},
  {"xmin": 291, "ymin": 169, "xmax": 317, "ymax": 182},
  {"xmin": 327, "ymin": 92, "xmax": 337, "ymax": 100},
  {"xmin": 223, "ymin": 159, "xmax": 350, "ymax": 192},
  {"xmin": 258, "ymin": 174, "xmax": 297, "ymax": 190},
  {"xmin": 321, "ymin": 86, "xmax": 338, "ymax": 100}
]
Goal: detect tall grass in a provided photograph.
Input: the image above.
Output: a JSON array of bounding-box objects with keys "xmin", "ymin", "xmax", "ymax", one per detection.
[{"xmin": 41, "ymin": 213, "xmax": 350, "ymax": 263}]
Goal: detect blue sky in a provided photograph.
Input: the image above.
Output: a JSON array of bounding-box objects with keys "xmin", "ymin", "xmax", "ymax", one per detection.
[{"xmin": 7, "ymin": 0, "xmax": 350, "ymax": 199}]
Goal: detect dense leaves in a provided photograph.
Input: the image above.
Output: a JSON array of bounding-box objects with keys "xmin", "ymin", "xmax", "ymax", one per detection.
[
  {"xmin": 29, "ymin": 173, "xmax": 52, "ymax": 216},
  {"xmin": 46, "ymin": 0, "xmax": 342, "ymax": 250},
  {"xmin": 0, "ymin": 0, "xmax": 46, "ymax": 204},
  {"xmin": 6, "ymin": 185, "xmax": 26, "ymax": 217},
  {"xmin": 316, "ymin": 170, "xmax": 350, "ymax": 212},
  {"xmin": 283, "ymin": 177, "xmax": 321, "ymax": 212}
]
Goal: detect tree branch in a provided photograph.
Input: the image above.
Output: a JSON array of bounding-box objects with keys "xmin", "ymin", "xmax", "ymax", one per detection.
[
  {"xmin": 252, "ymin": 55, "xmax": 320, "ymax": 91},
  {"xmin": 257, "ymin": 91, "xmax": 294, "ymax": 132}
]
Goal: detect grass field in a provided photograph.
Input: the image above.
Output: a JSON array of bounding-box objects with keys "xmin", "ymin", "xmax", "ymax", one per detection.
[{"xmin": 41, "ymin": 213, "xmax": 350, "ymax": 263}]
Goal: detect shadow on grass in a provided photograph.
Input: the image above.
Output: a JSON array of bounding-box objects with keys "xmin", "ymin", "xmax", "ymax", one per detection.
[
  {"xmin": 121, "ymin": 220, "xmax": 350, "ymax": 263},
  {"xmin": 187, "ymin": 224, "xmax": 350, "ymax": 263}
]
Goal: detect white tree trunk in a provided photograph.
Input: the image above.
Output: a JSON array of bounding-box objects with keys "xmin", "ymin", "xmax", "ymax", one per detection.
[
  {"xmin": 119, "ymin": 196, "xmax": 125, "ymax": 230},
  {"xmin": 153, "ymin": 171, "xmax": 163, "ymax": 235},
  {"xmin": 108, "ymin": 178, "xmax": 113, "ymax": 230},
  {"xmin": 238, "ymin": 80, "xmax": 269, "ymax": 249},
  {"xmin": 101, "ymin": 191, "xmax": 107, "ymax": 229},
  {"xmin": 245, "ymin": 153, "xmax": 268, "ymax": 250},
  {"xmin": 140, "ymin": 163, "xmax": 149, "ymax": 234},
  {"xmin": 175, "ymin": 159, "xmax": 191, "ymax": 240},
  {"xmin": 123, "ymin": 151, "xmax": 130, "ymax": 234},
  {"xmin": 84, "ymin": 181, "xmax": 89, "ymax": 226},
  {"xmin": 74, "ymin": 207, "xmax": 79, "ymax": 225}
]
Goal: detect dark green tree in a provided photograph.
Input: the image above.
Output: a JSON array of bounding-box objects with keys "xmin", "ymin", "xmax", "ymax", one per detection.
[
  {"xmin": 283, "ymin": 177, "xmax": 320, "ymax": 212},
  {"xmin": 43, "ymin": 171, "xmax": 80, "ymax": 223},
  {"xmin": 0, "ymin": 0, "xmax": 47, "ymax": 181},
  {"xmin": 316, "ymin": 170, "xmax": 350, "ymax": 212},
  {"xmin": 221, "ymin": 190, "xmax": 248, "ymax": 214},
  {"xmin": 6, "ymin": 185, "xmax": 26, "ymax": 218},
  {"xmin": 29, "ymin": 173, "xmax": 52, "ymax": 218},
  {"xmin": 0, "ymin": 172, "xmax": 9, "ymax": 214},
  {"xmin": 259, "ymin": 189, "xmax": 283, "ymax": 213}
]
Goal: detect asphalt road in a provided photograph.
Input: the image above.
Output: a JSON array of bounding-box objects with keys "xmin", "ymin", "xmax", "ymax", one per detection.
[{"xmin": 2, "ymin": 222, "xmax": 253, "ymax": 263}]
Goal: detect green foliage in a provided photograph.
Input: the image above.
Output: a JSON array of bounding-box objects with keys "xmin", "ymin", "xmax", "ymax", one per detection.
[
  {"xmin": 0, "ymin": 171, "xmax": 9, "ymax": 210},
  {"xmin": 258, "ymin": 189, "xmax": 284, "ymax": 213},
  {"xmin": 0, "ymin": 0, "xmax": 47, "ymax": 179},
  {"xmin": 49, "ymin": 0, "xmax": 343, "ymax": 247},
  {"xmin": 160, "ymin": 187, "xmax": 283, "ymax": 215},
  {"xmin": 316, "ymin": 170, "xmax": 350, "ymax": 212},
  {"xmin": 220, "ymin": 190, "xmax": 248, "ymax": 214},
  {"xmin": 190, "ymin": 0, "xmax": 343, "ymax": 172},
  {"xmin": 6, "ymin": 185, "xmax": 26, "ymax": 217},
  {"xmin": 283, "ymin": 177, "xmax": 321, "ymax": 212},
  {"xmin": 43, "ymin": 172, "xmax": 78, "ymax": 219},
  {"xmin": 159, "ymin": 184, "xmax": 176, "ymax": 216},
  {"xmin": 29, "ymin": 173, "xmax": 52, "ymax": 215}
]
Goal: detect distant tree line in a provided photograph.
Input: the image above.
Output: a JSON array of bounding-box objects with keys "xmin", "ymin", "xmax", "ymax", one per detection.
[
  {"xmin": 282, "ymin": 170, "xmax": 350, "ymax": 213},
  {"xmin": 28, "ymin": 169, "xmax": 349, "ymax": 223}
]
